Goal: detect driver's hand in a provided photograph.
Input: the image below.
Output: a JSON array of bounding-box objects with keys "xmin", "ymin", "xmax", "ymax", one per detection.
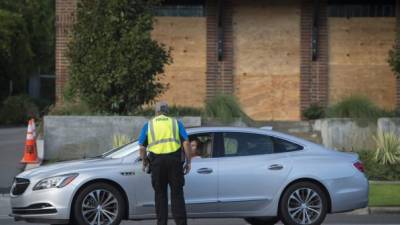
[
  {"xmin": 142, "ymin": 158, "xmax": 149, "ymax": 172},
  {"xmin": 183, "ymin": 162, "xmax": 191, "ymax": 175}
]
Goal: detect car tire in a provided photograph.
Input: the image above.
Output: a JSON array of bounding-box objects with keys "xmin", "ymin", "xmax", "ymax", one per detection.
[
  {"xmin": 72, "ymin": 182, "xmax": 125, "ymax": 225},
  {"xmin": 279, "ymin": 181, "xmax": 328, "ymax": 225},
  {"xmin": 245, "ymin": 217, "xmax": 280, "ymax": 225}
]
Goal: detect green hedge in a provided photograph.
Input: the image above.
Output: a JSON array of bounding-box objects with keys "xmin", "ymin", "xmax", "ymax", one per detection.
[
  {"xmin": 359, "ymin": 150, "xmax": 400, "ymax": 181},
  {"xmin": 326, "ymin": 95, "xmax": 390, "ymax": 119},
  {"xmin": 0, "ymin": 95, "xmax": 39, "ymax": 125}
]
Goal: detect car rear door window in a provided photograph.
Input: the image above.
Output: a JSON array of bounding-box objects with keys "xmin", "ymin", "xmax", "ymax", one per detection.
[
  {"xmin": 273, "ymin": 137, "xmax": 303, "ymax": 153},
  {"xmin": 222, "ymin": 132, "xmax": 274, "ymax": 157}
]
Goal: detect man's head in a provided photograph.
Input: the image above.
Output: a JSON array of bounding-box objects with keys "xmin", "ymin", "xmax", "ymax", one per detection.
[{"xmin": 155, "ymin": 101, "xmax": 169, "ymax": 115}]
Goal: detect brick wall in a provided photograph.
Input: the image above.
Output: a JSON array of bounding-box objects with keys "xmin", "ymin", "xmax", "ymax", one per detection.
[
  {"xmin": 55, "ymin": 0, "xmax": 76, "ymax": 103},
  {"xmin": 300, "ymin": 0, "xmax": 329, "ymax": 112},
  {"xmin": 206, "ymin": 0, "xmax": 234, "ymax": 99}
]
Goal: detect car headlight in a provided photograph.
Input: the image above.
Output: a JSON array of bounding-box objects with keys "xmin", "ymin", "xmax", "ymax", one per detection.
[{"xmin": 33, "ymin": 173, "xmax": 78, "ymax": 191}]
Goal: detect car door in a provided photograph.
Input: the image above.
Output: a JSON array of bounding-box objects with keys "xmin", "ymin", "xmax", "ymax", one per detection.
[
  {"xmin": 216, "ymin": 132, "xmax": 293, "ymax": 215},
  {"xmin": 185, "ymin": 132, "xmax": 218, "ymax": 216},
  {"xmin": 132, "ymin": 132, "xmax": 218, "ymax": 217}
]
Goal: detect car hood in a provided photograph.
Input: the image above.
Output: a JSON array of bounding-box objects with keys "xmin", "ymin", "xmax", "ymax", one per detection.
[{"xmin": 17, "ymin": 157, "xmax": 122, "ymax": 179}]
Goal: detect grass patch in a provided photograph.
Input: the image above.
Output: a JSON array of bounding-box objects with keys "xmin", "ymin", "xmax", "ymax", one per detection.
[
  {"xmin": 326, "ymin": 95, "xmax": 390, "ymax": 120},
  {"xmin": 369, "ymin": 183, "xmax": 400, "ymax": 206}
]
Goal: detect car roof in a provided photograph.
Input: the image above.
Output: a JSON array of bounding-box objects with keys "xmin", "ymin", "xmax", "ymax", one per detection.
[{"xmin": 186, "ymin": 126, "xmax": 317, "ymax": 147}]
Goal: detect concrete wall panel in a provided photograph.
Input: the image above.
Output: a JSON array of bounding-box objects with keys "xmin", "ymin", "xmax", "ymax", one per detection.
[{"xmin": 44, "ymin": 116, "xmax": 201, "ymax": 160}]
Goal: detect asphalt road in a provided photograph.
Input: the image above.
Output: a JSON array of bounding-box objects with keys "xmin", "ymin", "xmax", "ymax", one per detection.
[
  {"xmin": 0, "ymin": 127, "xmax": 26, "ymax": 193},
  {"xmin": 1, "ymin": 193, "xmax": 400, "ymax": 225},
  {"xmin": 0, "ymin": 215, "xmax": 400, "ymax": 225}
]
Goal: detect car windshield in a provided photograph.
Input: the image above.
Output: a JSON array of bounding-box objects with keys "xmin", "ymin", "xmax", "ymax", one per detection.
[{"xmin": 101, "ymin": 141, "xmax": 139, "ymax": 159}]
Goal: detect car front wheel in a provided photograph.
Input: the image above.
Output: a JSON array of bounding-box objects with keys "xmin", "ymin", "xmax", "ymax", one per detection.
[
  {"xmin": 72, "ymin": 182, "xmax": 125, "ymax": 225},
  {"xmin": 279, "ymin": 181, "xmax": 328, "ymax": 225},
  {"xmin": 245, "ymin": 217, "xmax": 280, "ymax": 225}
]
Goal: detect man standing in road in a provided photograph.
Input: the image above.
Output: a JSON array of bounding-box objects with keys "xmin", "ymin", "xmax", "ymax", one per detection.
[{"xmin": 138, "ymin": 101, "xmax": 191, "ymax": 225}]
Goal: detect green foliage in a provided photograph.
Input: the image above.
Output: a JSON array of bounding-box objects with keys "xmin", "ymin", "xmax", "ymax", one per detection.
[
  {"xmin": 47, "ymin": 101, "xmax": 93, "ymax": 116},
  {"xmin": 359, "ymin": 150, "xmax": 400, "ymax": 181},
  {"xmin": 373, "ymin": 131, "xmax": 400, "ymax": 165},
  {"xmin": 302, "ymin": 103, "xmax": 325, "ymax": 120},
  {"xmin": 205, "ymin": 95, "xmax": 246, "ymax": 124},
  {"xmin": 112, "ymin": 134, "xmax": 130, "ymax": 148},
  {"xmin": 68, "ymin": 0, "xmax": 171, "ymax": 114},
  {"xmin": 0, "ymin": 0, "xmax": 54, "ymax": 100},
  {"xmin": 133, "ymin": 105, "xmax": 203, "ymax": 117},
  {"xmin": 389, "ymin": 42, "xmax": 400, "ymax": 78},
  {"xmin": 0, "ymin": 95, "xmax": 39, "ymax": 125},
  {"xmin": 326, "ymin": 95, "xmax": 388, "ymax": 119},
  {"xmin": 0, "ymin": 9, "xmax": 32, "ymax": 100}
]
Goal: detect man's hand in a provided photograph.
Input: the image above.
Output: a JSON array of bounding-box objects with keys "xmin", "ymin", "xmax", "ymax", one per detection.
[
  {"xmin": 142, "ymin": 158, "xmax": 149, "ymax": 172},
  {"xmin": 183, "ymin": 162, "xmax": 191, "ymax": 175}
]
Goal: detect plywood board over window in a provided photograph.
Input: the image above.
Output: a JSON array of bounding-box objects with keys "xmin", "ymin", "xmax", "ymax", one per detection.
[
  {"xmin": 233, "ymin": 0, "xmax": 301, "ymax": 121},
  {"xmin": 152, "ymin": 17, "xmax": 207, "ymax": 107},
  {"xmin": 328, "ymin": 17, "xmax": 397, "ymax": 110}
]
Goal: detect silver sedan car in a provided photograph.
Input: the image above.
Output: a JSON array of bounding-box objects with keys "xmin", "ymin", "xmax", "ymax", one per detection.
[{"xmin": 9, "ymin": 127, "xmax": 368, "ymax": 225}]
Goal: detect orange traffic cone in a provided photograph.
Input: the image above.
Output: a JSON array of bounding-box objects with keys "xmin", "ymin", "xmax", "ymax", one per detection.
[{"xmin": 20, "ymin": 119, "xmax": 39, "ymax": 163}]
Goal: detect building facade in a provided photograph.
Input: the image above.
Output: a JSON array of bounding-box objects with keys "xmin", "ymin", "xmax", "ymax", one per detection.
[{"xmin": 56, "ymin": 0, "xmax": 400, "ymax": 121}]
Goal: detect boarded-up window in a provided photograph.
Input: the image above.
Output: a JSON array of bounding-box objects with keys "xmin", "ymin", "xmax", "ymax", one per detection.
[
  {"xmin": 328, "ymin": 0, "xmax": 395, "ymax": 17},
  {"xmin": 154, "ymin": 0, "xmax": 205, "ymax": 17}
]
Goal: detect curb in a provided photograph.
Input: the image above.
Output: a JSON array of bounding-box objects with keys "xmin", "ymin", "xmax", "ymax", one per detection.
[
  {"xmin": 345, "ymin": 207, "xmax": 400, "ymax": 215},
  {"xmin": 0, "ymin": 193, "xmax": 10, "ymax": 198},
  {"xmin": 369, "ymin": 180, "xmax": 400, "ymax": 184},
  {"xmin": 369, "ymin": 207, "xmax": 400, "ymax": 214}
]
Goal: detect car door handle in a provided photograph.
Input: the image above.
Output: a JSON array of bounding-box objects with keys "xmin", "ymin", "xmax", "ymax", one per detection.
[
  {"xmin": 197, "ymin": 168, "xmax": 213, "ymax": 174},
  {"xmin": 268, "ymin": 164, "xmax": 284, "ymax": 170}
]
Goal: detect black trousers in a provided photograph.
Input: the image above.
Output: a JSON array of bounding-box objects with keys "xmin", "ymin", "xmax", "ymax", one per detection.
[{"xmin": 149, "ymin": 151, "xmax": 187, "ymax": 225}]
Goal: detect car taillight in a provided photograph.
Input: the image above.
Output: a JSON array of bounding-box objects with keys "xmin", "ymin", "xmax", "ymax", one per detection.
[{"xmin": 353, "ymin": 161, "xmax": 365, "ymax": 173}]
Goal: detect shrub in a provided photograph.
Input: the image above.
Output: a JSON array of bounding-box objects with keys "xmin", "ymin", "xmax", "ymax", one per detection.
[
  {"xmin": 112, "ymin": 134, "xmax": 130, "ymax": 148},
  {"xmin": 47, "ymin": 101, "xmax": 93, "ymax": 116},
  {"xmin": 133, "ymin": 105, "xmax": 203, "ymax": 117},
  {"xmin": 205, "ymin": 94, "xmax": 247, "ymax": 124},
  {"xmin": 359, "ymin": 150, "xmax": 400, "ymax": 181},
  {"xmin": 67, "ymin": 0, "xmax": 171, "ymax": 114},
  {"xmin": 302, "ymin": 103, "xmax": 325, "ymax": 120},
  {"xmin": 326, "ymin": 95, "xmax": 387, "ymax": 119},
  {"xmin": 0, "ymin": 95, "xmax": 39, "ymax": 125},
  {"xmin": 389, "ymin": 42, "xmax": 400, "ymax": 78},
  {"xmin": 373, "ymin": 131, "xmax": 400, "ymax": 165}
]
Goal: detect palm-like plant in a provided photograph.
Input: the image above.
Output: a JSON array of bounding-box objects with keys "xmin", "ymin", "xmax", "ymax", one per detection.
[
  {"xmin": 373, "ymin": 131, "xmax": 400, "ymax": 165},
  {"xmin": 112, "ymin": 134, "xmax": 130, "ymax": 149}
]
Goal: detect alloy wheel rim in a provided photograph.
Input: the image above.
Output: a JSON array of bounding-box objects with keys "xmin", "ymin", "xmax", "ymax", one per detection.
[
  {"xmin": 81, "ymin": 189, "xmax": 119, "ymax": 225},
  {"xmin": 287, "ymin": 188, "xmax": 322, "ymax": 225}
]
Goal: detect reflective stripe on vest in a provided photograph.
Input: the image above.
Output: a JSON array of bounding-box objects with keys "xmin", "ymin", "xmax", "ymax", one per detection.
[{"xmin": 147, "ymin": 115, "xmax": 181, "ymax": 154}]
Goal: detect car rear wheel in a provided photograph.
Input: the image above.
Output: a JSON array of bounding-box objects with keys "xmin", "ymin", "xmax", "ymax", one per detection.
[
  {"xmin": 245, "ymin": 217, "xmax": 280, "ymax": 225},
  {"xmin": 279, "ymin": 181, "xmax": 328, "ymax": 225},
  {"xmin": 72, "ymin": 182, "xmax": 125, "ymax": 225}
]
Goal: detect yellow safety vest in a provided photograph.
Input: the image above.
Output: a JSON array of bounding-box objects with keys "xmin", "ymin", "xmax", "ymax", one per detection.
[{"xmin": 147, "ymin": 115, "xmax": 181, "ymax": 154}]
